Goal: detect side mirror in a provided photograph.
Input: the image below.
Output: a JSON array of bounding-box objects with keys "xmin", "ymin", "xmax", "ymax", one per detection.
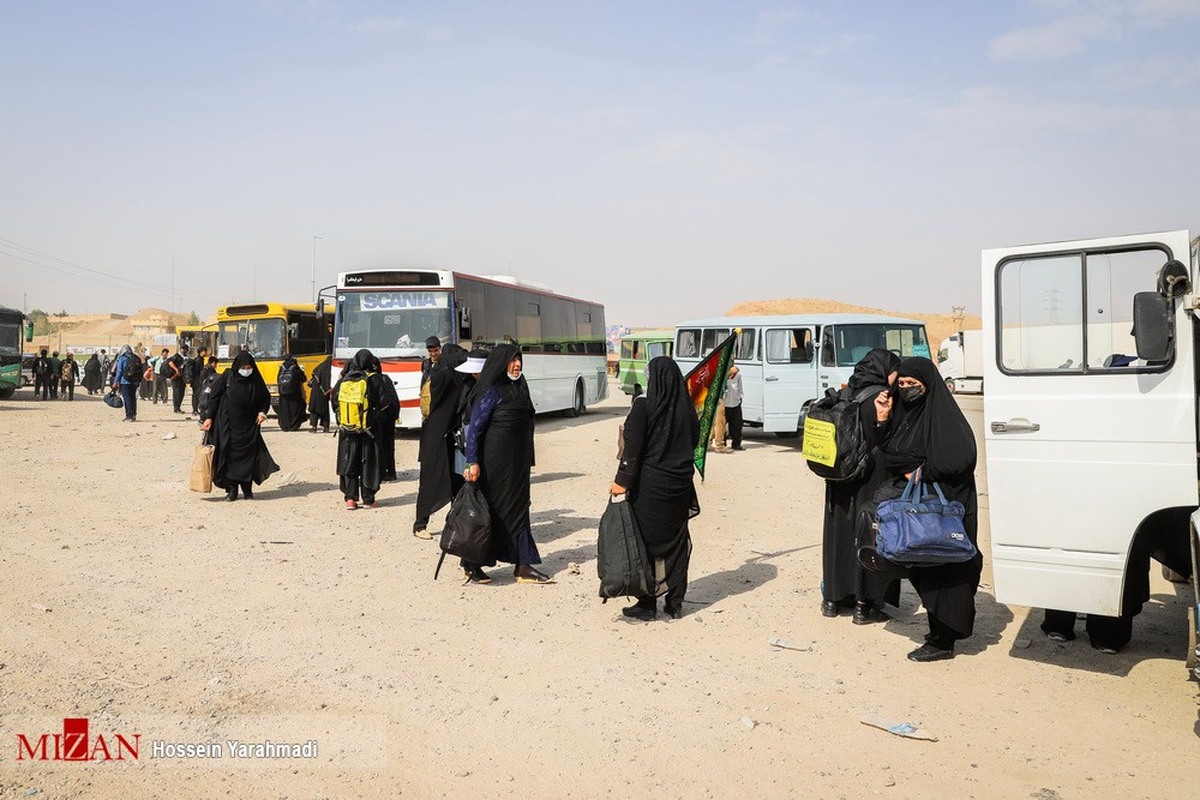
[
  {"xmin": 316, "ymin": 298, "xmax": 325, "ymax": 317},
  {"xmin": 24, "ymin": 321, "xmax": 33, "ymax": 342},
  {"xmin": 1132, "ymin": 291, "xmax": 1173, "ymax": 361}
]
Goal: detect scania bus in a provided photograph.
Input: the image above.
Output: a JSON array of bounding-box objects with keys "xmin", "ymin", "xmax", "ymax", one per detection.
[
  {"xmin": 0, "ymin": 306, "xmax": 25, "ymax": 399},
  {"xmin": 329, "ymin": 269, "xmax": 607, "ymax": 429},
  {"xmin": 213, "ymin": 303, "xmax": 329, "ymax": 405},
  {"xmin": 672, "ymin": 314, "xmax": 931, "ymax": 435}
]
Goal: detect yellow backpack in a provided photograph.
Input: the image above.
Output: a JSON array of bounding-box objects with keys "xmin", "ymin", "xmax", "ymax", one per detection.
[
  {"xmin": 420, "ymin": 375, "xmax": 432, "ymax": 420},
  {"xmin": 338, "ymin": 372, "xmax": 372, "ymax": 433}
]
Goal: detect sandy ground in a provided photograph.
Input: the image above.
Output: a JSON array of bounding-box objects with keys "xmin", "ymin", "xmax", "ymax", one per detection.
[{"xmin": 1, "ymin": 384, "xmax": 1198, "ymax": 799}]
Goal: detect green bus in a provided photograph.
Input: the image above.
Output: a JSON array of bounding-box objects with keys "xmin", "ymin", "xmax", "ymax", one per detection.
[
  {"xmin": 0, "ymin": 306, "xmax": 26, "ymax": 399},
  {"xmin": 617, "ymin": 329, "xmax": 674, "ymax": 396}
]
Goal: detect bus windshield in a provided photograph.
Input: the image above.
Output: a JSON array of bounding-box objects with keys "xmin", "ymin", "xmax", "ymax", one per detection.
[
  {"xmin": 0, "ymin": 322, "xmax": 20, "ymax": 356},
  {"xmin": 217, "ymin": 318, "xmax": 286, "ymax": 360},
  {"xmin": 825, "ymin": 324, "xmax": 930, "ymax": 367},
  {"xmin": 335, "ymin": 290, "xmax": 453, "ymax": 358}
]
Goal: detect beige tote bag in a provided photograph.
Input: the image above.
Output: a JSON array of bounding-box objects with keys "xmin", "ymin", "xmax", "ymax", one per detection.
[{"xmin": 190, "ymin": 433, "xmax": 215, "ymax": 493}]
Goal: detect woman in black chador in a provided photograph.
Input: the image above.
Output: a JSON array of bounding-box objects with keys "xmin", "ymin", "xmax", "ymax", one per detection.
[
  {"xmin": 820, "ymin": 348, "xmax": 901, "ymax": 624},
  {"xmin": 463, "ymin": 344, "xmax": 552, "ymax": 584},
  {"xmin": 611, "ymin": 356, "xmax": 700, "ymax": 620},
  {"xmin": 307, "ymin": 356, "xmax": 332, "ymax": 433},
  {"xmin": 275, "ymin": 354, "xmax": 307, "ymax": 431},
  {"xmin": 413, "ymin": 344, "xmax": 468, "ymax": 539},
  {"xmin": 201, "ymin": 351, "xmax": 280, "ymax": 501},
  {"xmin": 875, "ymin": 356, "xmax": 980, "ymax": 662},
  {"xmin": 333, "ymin": 349, "xmax": 394, "ymax": 510},
  {"xmin": 81, "ymin": 353, "xmax": 103, "ymax": 395}
]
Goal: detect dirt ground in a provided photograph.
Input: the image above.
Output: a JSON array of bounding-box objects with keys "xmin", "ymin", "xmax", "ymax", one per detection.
[{"xmin": 1, "ymin": 384, "xmax": 1198, "ymax": 799}]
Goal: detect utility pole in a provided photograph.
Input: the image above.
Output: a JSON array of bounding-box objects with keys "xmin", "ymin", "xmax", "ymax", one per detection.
[{"xmin": 311, "ymin": 235, "xmax": 324, "ymax": 303}]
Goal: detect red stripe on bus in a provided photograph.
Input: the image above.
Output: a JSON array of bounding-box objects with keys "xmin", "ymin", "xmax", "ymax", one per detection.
[{"xmin": 399, "ymin": 399, "xmax": 422, "ymax": 408}]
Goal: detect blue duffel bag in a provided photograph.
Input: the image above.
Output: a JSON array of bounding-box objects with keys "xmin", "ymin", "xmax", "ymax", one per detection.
[{"xmin": 875, "ymin": 468, "xmax": 976, "ymax": 566}]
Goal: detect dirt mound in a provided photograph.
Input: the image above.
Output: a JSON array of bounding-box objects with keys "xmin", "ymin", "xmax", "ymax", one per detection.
[{"xmin": 725, "ymin": 298, "xmax": 982, "ymax": 352}]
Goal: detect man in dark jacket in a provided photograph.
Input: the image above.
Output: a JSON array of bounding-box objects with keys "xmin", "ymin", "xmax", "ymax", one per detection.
[
  {"xmin": 59, "ymin": 353, "xmax": 79, "ymax": 400},
  {"xmin": 33, "ymin": 349, "xmax": 50, "ymax": 400},
  {"xmin": 189, "ymin": 346, "xmax": 208, "ymax": 414},
  {"xmin": 168, "ymin": 346, "xmax": 188, "ymax": 413},
  {"xmin": 47, "ymin": 351, "xmax": 62, "ymax": 399}
]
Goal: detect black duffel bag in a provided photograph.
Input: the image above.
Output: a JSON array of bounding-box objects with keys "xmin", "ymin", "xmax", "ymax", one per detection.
[
  {"xmin": 435, "ymin": 483, "xmax": 493, "ymax": 580},
  {"xmin": 103, "ymin": 389, "xmax": 124, "ymax": 409}
]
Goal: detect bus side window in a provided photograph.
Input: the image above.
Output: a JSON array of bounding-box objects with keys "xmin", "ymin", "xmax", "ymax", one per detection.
[
  {"xmin": 677, "ymin": 329, "xmax": 700, "ymax": 358},
  {"xmin": 820, "ymin": 327, "xmax": 836, "ymax": 366}
]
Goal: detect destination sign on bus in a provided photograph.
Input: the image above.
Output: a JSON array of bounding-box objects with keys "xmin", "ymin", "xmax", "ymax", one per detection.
[{"xmin": 355, "ymin": 292, "xmax": 449, "ymax": 311}]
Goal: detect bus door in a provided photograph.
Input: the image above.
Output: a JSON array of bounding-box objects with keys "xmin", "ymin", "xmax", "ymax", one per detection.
[
  {"xmin": 762, "ymin": 326, "xmax": 816, "ymax": 433},
  {"xmin": 982, "ymin": 231, "xmax": 1196, "ymax": 615}
]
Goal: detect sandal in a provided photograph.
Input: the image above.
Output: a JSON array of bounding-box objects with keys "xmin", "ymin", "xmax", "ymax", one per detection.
[{"xmin": 515, "ymin": 568, "xmax": 555, "ymax": 585}]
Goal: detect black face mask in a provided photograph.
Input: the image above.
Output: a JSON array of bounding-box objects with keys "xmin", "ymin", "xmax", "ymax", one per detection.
[{"xmin": 899, "ymin": 385, "xmax": 926, "ymax": 404}]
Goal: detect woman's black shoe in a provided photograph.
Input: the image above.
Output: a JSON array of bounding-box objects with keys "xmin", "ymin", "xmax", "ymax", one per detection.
[
  {"xmin": 622, "ymin": 603, "xmax": 656, "ymax": 621},
  {"xmin": 852, "ymin": 604, "xmax": 890, "ymax": 625},
  {"xmin": 226, "ymin": 488, "xmax": 238, "ymax": 502},
  {"xmin": 821, "ymin": 600, "xmax": 841, "ymax": 618},
  {"xmin": 907, "ymin": 642, "xmax": 955, "ymax": 662}
]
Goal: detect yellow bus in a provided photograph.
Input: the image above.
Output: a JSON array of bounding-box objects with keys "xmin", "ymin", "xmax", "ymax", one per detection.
[
  {"xmin": 214, "ymin": 303, "xmax": 329, "ymax": 405},
  {"xmin": 176, "ymin": 323, "xmax": 217, "ymax": 356}
]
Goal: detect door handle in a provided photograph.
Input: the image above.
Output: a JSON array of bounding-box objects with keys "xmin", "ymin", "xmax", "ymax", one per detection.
[
  {"xmin": 765, "ymin": 376, "xmax": 779, "ymax": 382},
  {"xmin": 819, "ymin": 374, "xmax": 829, "ymax": 379},
  {"xmin": 991, "ymin": 419, "xmax": 1041, "ymax": 434}
]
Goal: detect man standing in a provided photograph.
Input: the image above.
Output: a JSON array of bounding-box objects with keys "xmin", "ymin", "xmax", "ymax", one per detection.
[
  {"xmin": 32, "ymin": 348, "xmax": 50, "ymax": 400},
  {"xmin": 152, "ymin": 347, "xmax": 170, "ymax": 404},
  {"xmin": 723, "ymin": 363, "xmax": 744, "ymax": 451},
  {"xmin": 60, "ymin": 352, "xmax": 79, "ymax": 401},
  {"xmin": 47, "ymin": 351, "xmax": 62, "ymax": 399},
  {"xmin": 188, "ymin": 346, "xmax": 207, "ymax": 414},
  {"xmin": 168, "ymin": 346, "xmax": 188, "ymax": 413}
]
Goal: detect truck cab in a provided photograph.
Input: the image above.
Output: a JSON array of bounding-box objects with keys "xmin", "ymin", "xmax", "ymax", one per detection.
[{"xmin": 982, "ymin": 230, "xmax": 1199, "ymax": 674}]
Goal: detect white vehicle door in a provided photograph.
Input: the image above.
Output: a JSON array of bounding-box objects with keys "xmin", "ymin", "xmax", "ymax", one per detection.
[
  {"xmin": 762, "ymin": 326, "xmax": 817, "ymax": 432},
  {"xmin": 982, "ymin": 230, "xmax": 1196, "ymax": 615},
  {"xmin": 734, "ymin": 327, "xmax": 764, "ymax": 425}
]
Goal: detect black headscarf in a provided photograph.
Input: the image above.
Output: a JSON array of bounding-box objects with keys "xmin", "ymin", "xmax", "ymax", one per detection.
[
  {"xmin": 880, "ymin": 356, "xmax": 976, "ymax": 480},
  {"xmin": 847, "ymin": 348, "xmax": 900, "ymax": 394},
  {"xmin": 348, "ymin": 348, "xmax": 378, "ymax": 373},
  {"xmin": 467, "ymin": 344, "xmax": 531, "ymax": 412},
  {"xmin": 642, "ymin": 355, "xmax": 698, "ymax": 477},
  {"xmin": 226, "ymin": 350, "xmax": 271, "ymax": 412}
]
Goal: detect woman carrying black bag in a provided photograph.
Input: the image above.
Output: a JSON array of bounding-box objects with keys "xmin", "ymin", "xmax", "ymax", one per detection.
[
  {"xmin": 870, "ymin": 356, "xmax": 980, "ymax": 662},
  {"xmin": 414, "ymin": 344, "xmax": 469, "ymax": 539},
  {"xmin": 610, "ymin": 356, "xmax": 700, "ymax": 620}
]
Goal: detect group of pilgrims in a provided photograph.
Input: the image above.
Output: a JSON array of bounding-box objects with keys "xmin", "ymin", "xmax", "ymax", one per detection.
[{"xmin": 132, "ymin": 332, "xmax": 982, "ymax": 657}]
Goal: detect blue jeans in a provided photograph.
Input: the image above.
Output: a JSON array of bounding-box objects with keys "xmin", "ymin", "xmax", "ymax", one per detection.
[{"xmin": 120, "ymin": 383, "xmax": 138, "ymax": 419}]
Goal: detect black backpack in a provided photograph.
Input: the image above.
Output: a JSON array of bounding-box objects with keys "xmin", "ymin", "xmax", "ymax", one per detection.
[
  {"xmin": 801, "ymin": 385, "xmax": 882, "ymax": 482},
  {"xmin": 277, "ymin": 365, "xmax": 298, "ymax": 396},
  {"xmin": 121, "ymin": 354, "xmax": 143, "ymax": 383},
  {"xmin": 182, "ymin": 358, "xmax": 197, "ymax": 384},
  {"xmin": 597, "ymin": 496, "xmax": 656, "ymax": 601},
  {"xmin": 159, "ymin": 357, "xmax": 175, "ymax": 379},
  {"xmin": 435, "ymin": 484, "xmax": 494, "ymax": 580}
]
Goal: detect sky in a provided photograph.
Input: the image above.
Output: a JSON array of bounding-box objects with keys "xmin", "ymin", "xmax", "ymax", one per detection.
[{"xmin": 2, "ymin": 0, "xmax": 1200, "ymax": 326}]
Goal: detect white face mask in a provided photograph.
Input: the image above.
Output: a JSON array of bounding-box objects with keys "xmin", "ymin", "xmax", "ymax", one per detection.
[
  {"xmin": 507, "ymin": 363, "xmax": 522, "ymax": 380},
  {"xmin": 238, "ymin": 368, "xmax": 253, "ymax": 377}
]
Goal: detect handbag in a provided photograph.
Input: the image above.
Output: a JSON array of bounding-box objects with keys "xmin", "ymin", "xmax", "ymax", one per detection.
[
  {"xmin": 435, "ymin": 483, "xmax": 493, "ymax": 579},
  {"xmin": 103, "ymin": 389, "xmax": 124, "ymax": 409},
  {"xmin": 874, "ymin": 468, "xmax": 976, "ymax": 566},
  {"xmin": 189, "ymin": 432, "xmax": 215, "ymax": 493}
]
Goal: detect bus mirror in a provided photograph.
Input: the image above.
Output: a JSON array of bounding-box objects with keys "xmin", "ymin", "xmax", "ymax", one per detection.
[
  {"xmin": 1157, "ymin": 259, "xmax": 1190, "ymax": 298},
  {"xmin": 24, "ymin": 321, "xmax": 33, "ymax": 342},
  {"xmin": 1132, "ymin": 291, "xmax": 1172, "ymax": 361},
  {"xmin": 316, "ymin": 298, "xmax": 325, "ymax": 317}
]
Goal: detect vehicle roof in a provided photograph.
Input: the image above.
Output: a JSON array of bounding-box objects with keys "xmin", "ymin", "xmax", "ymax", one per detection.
[
  {"xmin": 673, "ymin": 313, "xmax": 924, "ymax": 327},
  {"xmin": 619, "ymin": 328, "xmax": 675, "ymax": 340}
]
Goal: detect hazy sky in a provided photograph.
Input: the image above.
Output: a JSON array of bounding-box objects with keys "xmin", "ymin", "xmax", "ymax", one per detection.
[{"xmin": 3, "ymin": 0, "xmax": 1200, "ymax": 326}]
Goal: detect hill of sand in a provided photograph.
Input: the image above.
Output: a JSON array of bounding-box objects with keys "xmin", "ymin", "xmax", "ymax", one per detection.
[{"xmin": 725, "ymin": 298, "xmax": 982, "ymax": 352}]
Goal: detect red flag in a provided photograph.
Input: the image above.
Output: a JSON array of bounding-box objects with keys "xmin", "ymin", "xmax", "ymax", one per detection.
[{"xmin": 684, "ymin": 331, "xmax": 737, "ymax": 479}]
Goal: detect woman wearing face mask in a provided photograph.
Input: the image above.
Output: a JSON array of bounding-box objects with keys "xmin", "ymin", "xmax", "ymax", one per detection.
[
  {"xmin": 462, "ymin": 344, "xmax": 552, "ymax": 584},
  {"xmin": 201, "ymin": 351, "xmax": 280, "ymax": 501},
  {"xmin": 820, "ymin": 349, "xmax": 901, "ymax": 624},
  {"xmin": 610, "ymin": 356, "xmax": 700, "ymax": 620},
  {"xmin": 875, "ymin": 356, "xmax": 980, "ymax": 662}
]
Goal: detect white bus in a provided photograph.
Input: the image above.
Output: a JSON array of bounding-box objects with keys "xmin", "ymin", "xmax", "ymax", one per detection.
[
  {"xmin": 671, "ymin": 314, "xmax": 931, "ymax": 435},
  {"xmin": 982, "ymin": 230, "xmax": 1198, "ymax": 672},
  {"xmin": 329, "ymin": 269, "xmax": 608, "ymax": 429}
]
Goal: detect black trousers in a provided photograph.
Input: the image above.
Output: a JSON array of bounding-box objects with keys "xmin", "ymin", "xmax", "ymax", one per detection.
[
  {"xmin": 60, "ymin": 380, "xmax": 74, "ymax": 400},
  {"xmin": 340, "ymin": 475, "xmax": 376, "ymax": 504},
  {"xmin": 191, "ymin": 382, "xmax": 202, "ymax": 413},
  {"xmin": 172, "ymin": 380, "xmax": 185, "ymax": 411},
  {"xmin": 1042, "ymin": 608, "xmax": 1134, "ymax": 651},
  {"xmin": 48, "ymin": 377, "xmax": 58, "ymax": 398},
  {"xmin": 725, "ymin": 404, "xmax": 743, "ymax": 448},
  {"xmin": 34, "ymin": 377, "xmax": 46, "ymax": 399},
  {"xmin": 140, "ymin": 378, "xmax": 153, "ymax": 399}
]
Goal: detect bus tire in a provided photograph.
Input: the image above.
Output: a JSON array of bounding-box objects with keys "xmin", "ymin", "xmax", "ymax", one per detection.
[
  {"xmin": 564, "ymin": 381, "xmax": 585, "ymax": 418},
  {"xmin": 945, "ymin": 377, "xmax": 956, "ymax": 394},
  {"xmin": 0, "ymin": 386, "xmax": 14, "ymax": 400}
]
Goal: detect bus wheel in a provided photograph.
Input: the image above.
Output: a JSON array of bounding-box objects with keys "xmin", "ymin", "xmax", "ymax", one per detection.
[
  {"xmin": 565, "ymin": 381, "xmax": 585, "ymax": 418},
  {"xmin": 0, "ymin": 387, "xmax": 14, "ymax": 400},
  {"xmin": 945, "ymin": 377, "xmax": 956, "ymax": 394}
]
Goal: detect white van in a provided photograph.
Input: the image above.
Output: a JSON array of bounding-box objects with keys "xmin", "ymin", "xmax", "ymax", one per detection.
[
  {"xmin": 982, "ymin": 230, "xmax": 1199, "ymax": 673},
  {"xmin": 672, "ymin": 314, "xmax": 931, "ymax": 435}
]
